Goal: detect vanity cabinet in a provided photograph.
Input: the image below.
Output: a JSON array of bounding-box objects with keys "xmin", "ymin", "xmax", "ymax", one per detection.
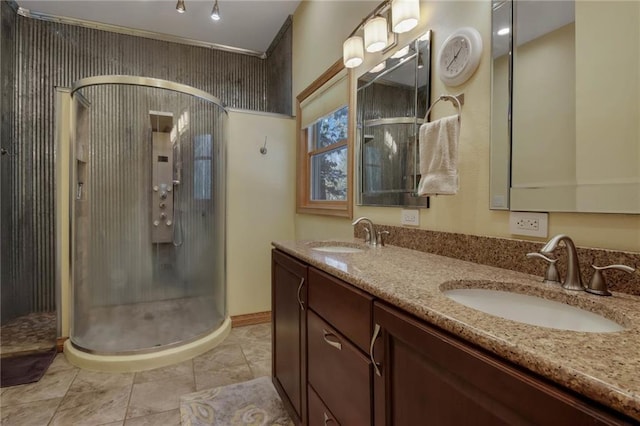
[
  {"xmin": 371, "ymin": 301, "xmax": 633, "ymax": 426},
  {"xmin": 272, "ymin": 250, "xmax": 308, "ymax": 425},
  {"xmin": 271, "ymin": 249, "xmax": 636, "ymax": 425},
  {"xmin": 307, "ymin": 267, "xmax": 374, "ymax": 425}
]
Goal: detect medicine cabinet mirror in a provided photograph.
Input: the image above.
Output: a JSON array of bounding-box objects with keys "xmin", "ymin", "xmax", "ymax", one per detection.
[
  {"xmin": 356, "ymin": 30, "xmax": 432, "ymax": 207},
  {"xmin": 490, "ymin": 0, "xmax": 640, "ymax": 213}
]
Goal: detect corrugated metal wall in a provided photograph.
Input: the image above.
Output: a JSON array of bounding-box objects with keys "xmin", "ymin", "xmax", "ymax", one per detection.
[
  {"xmin": 1, "ymin": 1, "xmax": 24, "ymax": 323},
  {"xmin": 2, "ymin": 11, "xmax": 291, "ymax": 319}
]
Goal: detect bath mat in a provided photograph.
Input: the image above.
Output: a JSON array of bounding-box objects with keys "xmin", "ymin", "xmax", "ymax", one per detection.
[
  {"xmin": 0, "ymin": 347, "xmax": 57, "ymax": 388},
  {"xmin": 180, "ymin": 376, "xmax": 293, "ymax": 426}
]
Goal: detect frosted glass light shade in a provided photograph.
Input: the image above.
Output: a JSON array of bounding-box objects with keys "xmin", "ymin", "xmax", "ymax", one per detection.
[
  {"xmin": 392, "ymin": 0, "xmax": 420, "ymax": 33},
  {"xmin": 343, "ymin": 36, "xmax": 364, "ymax": 68},
  {"xmin": 364, "ymin": 16, "xmax": 388, "ymax": 53}
]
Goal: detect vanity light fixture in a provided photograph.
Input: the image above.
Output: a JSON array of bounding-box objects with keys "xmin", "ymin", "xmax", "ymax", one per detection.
[
  {"xmin": 343, "ymin": 0, "xmax": 420, "ymax": 69},
  {"xmin": 391, "ymin": 0, "xmax": 420, "ymax": 33},
  {"xmin": 176, "ymin": 0, "xmax": 185, "ymax": 13},
  {"xmin": 343, "ymin": 36, "xmax": 365, "ymax": 68},
  {"xmin": 364, "ymin": 16, "xmax": 388, "ymax": 52},
  {"xmin": 210, "ymin": 0, "xmax": 221, "ymax": 21}
]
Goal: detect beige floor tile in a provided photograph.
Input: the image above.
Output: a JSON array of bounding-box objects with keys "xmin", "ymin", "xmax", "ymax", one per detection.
[
  {"xmin": 194, "ymin": 362, "xmax": 254, "ymax": 391},
  {"xmin": 124, "ymin": 409, "xmax": 180, "ymax": 426},
  {"xmin": 68, "ymin": 369, "xmax": 134, "ymax": 393},
  {"xmin": 248, "ymin": 358, "xmax": 272, "ymax": 379},
  {"xmin": 225, "ymin": 323, "xmax": 271, "ymax": 345},
  {"xmin": 126, "ymin": 376, "xmax": 194, "ymax": 419},
  {"xmin": 241, "ymin": 340, "xmax": 271, "ymax": 364},
  {"xmin": 51, "ymin": 384, "xmax": 132, "ymax": 426},
  {"xmin": 0, "ymin": 397, "xmax": 61, "ymax": 426},
  {"xmin": 95, "ymin": 422, "xmax": 124, "ymax": 426},
  {"xmin": 134, "ymin": 359, "xmax": 193, "ymax": 384},
  {"xmin": 0, "ymin": 368, "xmax": 77, "ymax": 406},
  {"xmin": 193, "ymin": 343, "xmax": 247, "ymax": 371}
]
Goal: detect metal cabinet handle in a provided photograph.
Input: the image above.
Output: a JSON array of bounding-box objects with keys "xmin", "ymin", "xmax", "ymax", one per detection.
[
  {"xmin": 322, "ymin": 329, "xmax": 342, "ymax": 350},
  {"xmin": 296, "ymin": 277, "xmax": 305, "ymax": 311},
  {"xmin": 370, "ymin": 323, "xmax": 382, "ymax": 377},
  {"xmin": 323, "ymin": 412, "xmax": 334, "ymax": 425}
]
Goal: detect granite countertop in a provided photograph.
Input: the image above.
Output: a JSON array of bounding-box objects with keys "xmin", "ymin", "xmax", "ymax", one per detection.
[{"xmin": 272, "ymin": 239, "xmax": 640, "ymax": 421}]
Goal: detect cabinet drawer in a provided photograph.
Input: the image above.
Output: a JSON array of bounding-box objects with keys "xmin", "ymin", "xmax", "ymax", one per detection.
[
  {"xmin": 308, "ymin": 267, "xmax": 373, "ymax": 352},
  {"xmin": 307, "ymin": 310, "xmax": 371, "ymax": 425},
  {"xmin": 308, "ymin": 385, "xmax": 340, "ymax": 426}
]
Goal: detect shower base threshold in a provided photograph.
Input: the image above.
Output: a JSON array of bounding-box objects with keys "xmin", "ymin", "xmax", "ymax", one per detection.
[{"xmin": 63, "ymin": 316, "xmax": 231, "ymax": 372}]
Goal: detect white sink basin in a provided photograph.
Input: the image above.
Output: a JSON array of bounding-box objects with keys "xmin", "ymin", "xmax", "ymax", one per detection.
[
  {"xmin": 443, "ymin": 288, "xmax": 625, "ymax": 333},
  {"xmin": 312, "ymin": 246, "xmax": 364, "ymax": 253}
]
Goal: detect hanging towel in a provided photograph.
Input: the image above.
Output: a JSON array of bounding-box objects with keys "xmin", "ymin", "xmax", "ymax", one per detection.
[{"xmin": 417, "ymin": 115, "xmax": 460, "ymax": 196}]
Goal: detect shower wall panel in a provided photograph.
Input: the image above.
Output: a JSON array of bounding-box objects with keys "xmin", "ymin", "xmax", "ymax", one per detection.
[
  {"xmin": 0, "ymin": 1, "xmax": 22, "ymax": 323},
  {"xmin": 266, "ymin": 16, "xmax": 293, "ymax": 115},
  {"xmin": 10, "ymin": 15, "xmax": 291, "ymax": 315}
]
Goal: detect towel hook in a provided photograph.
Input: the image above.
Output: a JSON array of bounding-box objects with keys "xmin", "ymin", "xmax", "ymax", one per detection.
[
  {"xmin": 424, "ymin": 94, "xmax": 464, "ymax": 123},
  {"xmin": 260, "ymin": 136, "xmax": 267, "ymax": 155}
]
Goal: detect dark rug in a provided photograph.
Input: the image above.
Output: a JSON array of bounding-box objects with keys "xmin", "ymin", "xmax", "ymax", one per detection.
[{"xmin": 0, "ymin": 347, "xmax": 57, "ymax": 388}]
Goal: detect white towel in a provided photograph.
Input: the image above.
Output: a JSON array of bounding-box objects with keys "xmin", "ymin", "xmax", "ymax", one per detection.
[{"xmin": 417, "ymin": 115, "xmax": 460, "ymax": 196}]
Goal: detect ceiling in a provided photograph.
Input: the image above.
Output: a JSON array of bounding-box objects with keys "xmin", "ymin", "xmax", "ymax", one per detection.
[{"xmin": 16, "ymin": 0, "xmax": 301, "ymax": 54}]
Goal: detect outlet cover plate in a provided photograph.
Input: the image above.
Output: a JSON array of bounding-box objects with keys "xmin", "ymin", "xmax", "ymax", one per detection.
[
  {"xmin": 509, "ymin": 211, "xmax": 548, "ymax": 238},
  {"xmin": 401, "ymin": 209, "xmax": 420, "ymax": 226}
]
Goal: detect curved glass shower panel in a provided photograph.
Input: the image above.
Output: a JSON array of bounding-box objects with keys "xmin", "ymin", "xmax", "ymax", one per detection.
[{"xmin": 71, "ymin": 78, "xmax": 226, "ymax": 354}]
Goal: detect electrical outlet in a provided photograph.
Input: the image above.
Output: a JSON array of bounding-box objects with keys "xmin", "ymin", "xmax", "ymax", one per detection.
[
  {"xmin": 401, "ymin": 209, "xmax": 420, "ymax": 226},
  {"xmin": 509, "ymin": 212, "xmax": 548, "ymax": 238}
]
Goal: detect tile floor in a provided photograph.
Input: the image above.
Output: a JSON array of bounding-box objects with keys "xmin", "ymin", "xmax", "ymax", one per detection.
[{"xmin": 0, "ymin": 323, "xmax": 272, "ymax": 426}]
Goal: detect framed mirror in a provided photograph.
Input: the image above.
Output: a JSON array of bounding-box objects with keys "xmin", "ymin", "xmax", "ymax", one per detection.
[
  {"xmin": 490, "ymin": 0, "xmax": 640, "ymax": 213},
  {"xmin": 356, "ymin": 30, "xmax": 432, "ymax": 207}
]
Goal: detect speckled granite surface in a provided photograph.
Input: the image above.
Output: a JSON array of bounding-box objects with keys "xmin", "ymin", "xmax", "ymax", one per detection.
[
  {"xmin": 355, "ymin": 225, "xmax": 640, "ymax": 296},
  {"xmin": 272, "ymin": 239, "xmax": 640, "ymax": 421}
]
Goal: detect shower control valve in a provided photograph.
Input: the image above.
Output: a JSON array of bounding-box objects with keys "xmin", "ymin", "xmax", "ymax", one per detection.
[
  {"xmin": 153, "ymin": 185, "xmax": 159, "ymax": 192},
  {"xmin": 166, "ymin": 220, "xmax": 173, "ymax": 226},
  {"xmin": 160, "ymin": 212, "xmax": 167, "ymax": 220},
  {"xmin": 153, "ymin": 220, "xmax": 160, "ymax": 227},
  {"xmin": 160, "ymin": 192, "xmax": 168, "ymax": 200},
  {"xmin": 159, "ymin": 202, "xmax": 166, "ymax": 209}
]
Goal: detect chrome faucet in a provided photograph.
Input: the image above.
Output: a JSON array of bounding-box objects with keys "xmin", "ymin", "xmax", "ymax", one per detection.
[
  {"xmin": 352, "ymin": 217, "xmax": 377, "ymax": 246},
  {"xmin": 540, "ymin": 234, "xmax": 585, "ymax": 291}
]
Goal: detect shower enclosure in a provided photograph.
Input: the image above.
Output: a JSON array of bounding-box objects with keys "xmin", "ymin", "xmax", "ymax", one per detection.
[{"xmin": 69, "ymin": 76, "xmax": 227, "ymax": 355}]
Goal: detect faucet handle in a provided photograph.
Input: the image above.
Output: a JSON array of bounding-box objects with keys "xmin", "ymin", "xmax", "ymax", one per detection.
[
  {"xmin": 363, "ymin": 228, "xmax": 371, "ymax": 243},
  {"xmin": 586, "ymin": 264, "xmax": 635, "ymax": 296},
  {"xmin": 526, "ymin": 252, "xmax": 561, "ymax": 284},
  {"xmin": 376, "ymin": 230, "xmax": 390, "ymax": 247}
]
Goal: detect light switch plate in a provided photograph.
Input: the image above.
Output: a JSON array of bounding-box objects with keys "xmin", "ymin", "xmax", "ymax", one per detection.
[
  {"xmin": 401, "ymin": 209, "xmax": 420, "ymax": 226},
  {"xmin": 509, "ymin": 211, "xmax": 548, "ymax": 238}
]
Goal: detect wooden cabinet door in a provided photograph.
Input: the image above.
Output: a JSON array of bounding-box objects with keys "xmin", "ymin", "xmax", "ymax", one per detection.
[
  {"xmin": 272, "ymin": 249, "xmax": 308, "ymax": 425},
  {"xmin": 372, "ymin": 301, "xmax": 633, "ymax": 426}
]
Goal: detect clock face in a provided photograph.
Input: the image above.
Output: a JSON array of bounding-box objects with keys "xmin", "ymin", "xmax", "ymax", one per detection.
[
  {"xmin": 438, "ymin": 27, "xmax": 483, "ymax": 86},
  {"xmin": 440, "ymin": 36, "xmax": 470, "ymax": 78}
]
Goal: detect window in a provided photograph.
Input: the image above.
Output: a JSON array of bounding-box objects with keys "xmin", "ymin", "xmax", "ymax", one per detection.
[
  {"xmin": 297, "ymin": 61, "xmax": 352, "ymax": 217},
  {"xmin": 309, "ymin": 106, "xmax": 348, "ymax": 201}
]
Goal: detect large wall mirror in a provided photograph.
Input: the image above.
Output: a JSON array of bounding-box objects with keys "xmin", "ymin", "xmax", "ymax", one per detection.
[
  {"xmin": 356, "ymin": 30, "xmax": 432, "ymax": 207},
  {"xmin": 490, "ymin": 0, "xmax": 640, "ymax": 213}
]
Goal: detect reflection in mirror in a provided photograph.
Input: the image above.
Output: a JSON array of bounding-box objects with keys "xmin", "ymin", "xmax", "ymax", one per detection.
[
  {"xmin": 490, "ymin": 0, "xmax": 640, "ymax": 213},
  {"xmin": 356, "ymin": 30, "xmax": 432, "ymax": 207}
]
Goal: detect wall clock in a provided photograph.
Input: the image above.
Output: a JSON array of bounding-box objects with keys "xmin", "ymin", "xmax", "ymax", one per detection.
[{"xmin": 437, "ymin": 27, "xmax": 483, "ymax": 86}]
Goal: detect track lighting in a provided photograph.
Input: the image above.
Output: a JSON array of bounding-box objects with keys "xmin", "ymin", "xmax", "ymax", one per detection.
[
  {"xmin": 343, "ymin": 0, "xmax": 420, "ymax": 69},
  {"xmin": 211, "ymin": 0, "xmax": 221, "ymax": 21},
  {"xmin": 176, "ymin": 0, "xmax": 185, "ymax": 13}
]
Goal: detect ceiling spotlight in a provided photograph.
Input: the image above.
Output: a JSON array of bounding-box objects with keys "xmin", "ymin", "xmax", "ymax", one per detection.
[
  {"xmin": 176, "ymin": 0, "xmax": 185, "ymax": 13},
  {"xmin": 211, "ymin": 0, "xmax": 221, "ymax": 21}
]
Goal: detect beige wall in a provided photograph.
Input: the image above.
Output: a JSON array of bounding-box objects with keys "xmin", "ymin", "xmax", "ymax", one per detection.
[
  {"xmin": 292, "ymin": 0, "xmax": 640, "ymax": 252},
  {"xmin": 227, "ymin": 110, "xmax": 296, "ymax": 315}
]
